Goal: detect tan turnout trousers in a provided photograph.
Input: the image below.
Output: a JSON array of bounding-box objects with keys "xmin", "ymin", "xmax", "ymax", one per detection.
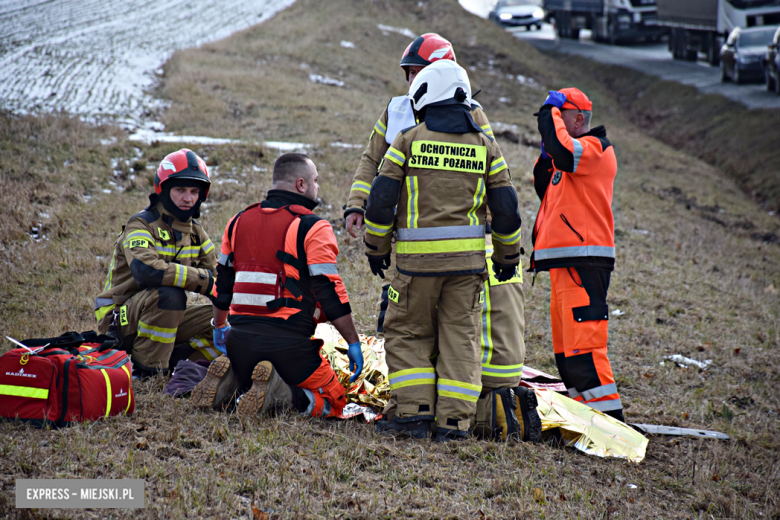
[
  {"xmin": 383, "ymin": 272, "xmax": 485, "ymax": 434},
  {"xmin": 98, "ymin": 286, "xmax": 216, "ymax": 370},
  {"xmin": 480, "ymin": 241, "xmax": 526, "ymax": 389}
]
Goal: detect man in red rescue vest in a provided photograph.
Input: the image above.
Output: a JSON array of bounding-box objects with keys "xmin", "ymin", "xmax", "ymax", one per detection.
[
  {"xmin": 531, "ymin": 88, "xmax": 625, "ymax": 422},
  {"xmin": 192, "ymin": 153, "xmax": 363, "ymax": 419}
]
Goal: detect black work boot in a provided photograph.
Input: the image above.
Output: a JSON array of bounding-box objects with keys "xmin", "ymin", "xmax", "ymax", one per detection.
[
  {"xmin": 514, "ymin": 386, "xmax": 542, "ymax": 442},
  {"xmin": 434, "ymin": 427, "xmax": 469, "ymax": 443},
  {"xmin": 474, "ymin": 388, "xmax": 524, "ymax": 441},
  {"xmin": 375, "ymin": 416, "xmax": 433, "ymax": 439}
]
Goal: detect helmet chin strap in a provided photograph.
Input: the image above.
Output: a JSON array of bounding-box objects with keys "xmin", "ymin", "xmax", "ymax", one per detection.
[{"xmin": 161, "ymin": 184, "xmax": 203, "ymax": 222}]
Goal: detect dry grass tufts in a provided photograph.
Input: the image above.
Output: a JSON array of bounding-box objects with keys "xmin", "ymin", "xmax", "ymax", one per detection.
[{"xmin": 1, "ymin": 0, "xmax": 779, "ymax": 517}]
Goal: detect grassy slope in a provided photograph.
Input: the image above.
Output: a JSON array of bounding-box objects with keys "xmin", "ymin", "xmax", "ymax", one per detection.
[{"xmin": 1, "ymin": 0, "xmax": 779, "ymax": 518}]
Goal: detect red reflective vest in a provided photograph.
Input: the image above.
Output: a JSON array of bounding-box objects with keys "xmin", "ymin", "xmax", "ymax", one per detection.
[
  {"xmin": 531, "ymin": 107, "xmax": 616, "ymax": 272},
  {"xmin": 229, "ymin": 204, "xmax": 316, "ymax": 318}
]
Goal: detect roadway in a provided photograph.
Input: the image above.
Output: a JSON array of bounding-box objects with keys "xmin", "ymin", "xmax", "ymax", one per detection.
[{"xmin": 507, "ymin": 23, "xmax": 780, "ymax": 110}]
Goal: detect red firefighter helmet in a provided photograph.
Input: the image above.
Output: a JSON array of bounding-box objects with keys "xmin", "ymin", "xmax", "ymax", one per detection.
[
  {"xmin": 399, "ymin": 33, "xmax": 456, "ymax": 75},
  {"xmin": 154, "ymin": 148, "xmax": 211, "ymax": 198}
]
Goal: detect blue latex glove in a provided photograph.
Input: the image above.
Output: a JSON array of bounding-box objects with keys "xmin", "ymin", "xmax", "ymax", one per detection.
[
  {"xmin": 542, "ymin": 90, "xmax": 567, "ymax": 109},
  {"xmin": 347, "ymin": 341, "xmax": 364, "ymax": 383},
  {"xmin": 540, "ymin": 140, "xmax": 551, "ymax": 159},
  {"xmin": 212, "ymin": 323, "xmax": 231, "ymax": 355}
]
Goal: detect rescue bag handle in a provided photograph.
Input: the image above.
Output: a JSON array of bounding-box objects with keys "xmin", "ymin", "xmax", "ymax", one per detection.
[{"xmin": 21, "ymin": 331, "xmax": 84, "ymax": 352}]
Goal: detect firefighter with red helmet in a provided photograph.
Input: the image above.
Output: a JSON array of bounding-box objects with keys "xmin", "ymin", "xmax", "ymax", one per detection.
[
  {"xmin": 95, "ymin": 148, "xmax": 219, "ymax": 377},
  {"xmin": 344, "ymin": 33, "xmax": 495, "ymax": 236}
]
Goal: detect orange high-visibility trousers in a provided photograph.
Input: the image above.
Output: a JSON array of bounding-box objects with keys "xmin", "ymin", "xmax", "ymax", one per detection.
[
  {"xmin": 296, "ymin": 353, "xmax": 347, "ymax": 418},
  {"xmin": 549, "ymin": 267, "xmax": 622, "ymax": 417}
]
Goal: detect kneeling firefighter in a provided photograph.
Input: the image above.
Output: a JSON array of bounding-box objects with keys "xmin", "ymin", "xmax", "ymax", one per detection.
[
  {"xmin": 365, "ymin": 60, "xmax": 532, "ymax": 441},
  {"xmin": 95, "ymin": 149, "xmax": 219, "ymax": 377},
  {"xmin": 191, "ymin": 153, "xmax": 364, "ymax": 419}
]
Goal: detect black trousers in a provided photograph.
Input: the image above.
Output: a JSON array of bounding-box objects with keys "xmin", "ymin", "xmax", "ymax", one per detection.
[{"xmin": 225, "ymin": 326, "xmax": 323, "ymax": 393}]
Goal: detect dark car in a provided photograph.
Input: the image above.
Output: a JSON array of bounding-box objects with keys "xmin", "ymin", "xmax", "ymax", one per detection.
[
  {"xmin": 764, "ymin": 26, "xmax": 780, "ymax": 94},
  {"xmin": 488, "ymin": 0, "xmax": 545, "ymax": 30},
  {"xmin": 720, "ymin": 25, "xmax": 778, "ymax": 84}
]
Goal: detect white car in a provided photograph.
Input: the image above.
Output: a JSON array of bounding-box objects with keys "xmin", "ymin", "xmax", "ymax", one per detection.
[{"xmin": 489, "ymin": 0, "xmax": 545, "ymax": 30}]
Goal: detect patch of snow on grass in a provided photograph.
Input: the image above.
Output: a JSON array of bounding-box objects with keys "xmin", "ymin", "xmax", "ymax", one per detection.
[
  {"xmin": 309, "ymin": 74, "xmax": 345, "ymax": 87},
  {"xmin": 340, "ymin": 41, "xmax": 355, "ymax": 48},
  {"xmin": 0, "ymin": 0, "xmax": 297, "ymax": 123},
  {"xmin": 263, "ymin": 141, "xmax": 312, "ymax": 151},
  {"xmin": 376, "ymin": 24, "xmax": 416, "ymax": 39},
  {"xmin": 128, "ymin": 129, "xmax": 240, "ymax": 145}
]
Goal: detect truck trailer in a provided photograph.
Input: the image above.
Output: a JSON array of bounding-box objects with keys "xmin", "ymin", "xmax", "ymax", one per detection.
[
  {"xmin": 657, "ymin": 0, "xmax": 780, "ymax": 65},
  {"xmin": 543, "ymin": 0, "xmax": 661, "ymax": 43}
]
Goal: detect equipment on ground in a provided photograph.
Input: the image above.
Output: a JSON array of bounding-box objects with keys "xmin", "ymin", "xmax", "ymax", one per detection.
[
  {"xmin": 543, "ymin": 0, "xmax": 661, "ymax": 44},
  {"xmin": 0, "ymin": 332, "xmax": 134, "ymax": 427},
  {"xmin": 657, "ymin": 0, "xmax": 780, "ymax": 66}
]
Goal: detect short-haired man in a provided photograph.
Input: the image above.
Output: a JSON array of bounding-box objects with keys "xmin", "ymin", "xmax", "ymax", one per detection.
[
  {"xmin": 531, "ymin": 88, "xmax": 624, "ymax": 421},
  {"xmin": 95, "ymin": 149, "xmax": 218, "ymax": 377},
  {"xmin": 192, "ymin": 153, "xmax": 364, "ymax": 419}
]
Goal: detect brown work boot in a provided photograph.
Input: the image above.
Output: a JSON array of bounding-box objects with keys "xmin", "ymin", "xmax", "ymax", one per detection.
[
  {"xmin": 236, "ymin": 361, "xmax": 291, "ymax": 416},
  {"xmin": 191, "ymin": 356, "xmax": 239, "ymax": 410}
]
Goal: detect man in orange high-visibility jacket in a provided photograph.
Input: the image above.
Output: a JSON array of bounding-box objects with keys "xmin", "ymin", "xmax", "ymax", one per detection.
[
  {"xmin": 192, "ymin": 153, "xmax": 363, "ymax": 418},
  {"xmin": 530, "ymin": 87, "xmax": 624, "ymax": 422}
]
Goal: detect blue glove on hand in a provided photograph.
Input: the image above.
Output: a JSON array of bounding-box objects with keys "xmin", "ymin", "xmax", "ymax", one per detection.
[
  {"xmin": 212, "ymin": 323, "xmax": 231, "ymax": 355},
  {"xmin": 540, "ymin": 140, "xmax": 551, "ymax": 159},
  {"xmin": 542, "ymin": 90, "xmax": 567, "ymax": 109},
  {"xmin": 347, "ymin": 341, "xmax": 364, "ymax": 383}
]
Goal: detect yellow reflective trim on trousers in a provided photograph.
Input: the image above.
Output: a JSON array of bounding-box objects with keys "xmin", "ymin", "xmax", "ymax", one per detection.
[
  {"xmin": 481, "ymin": 280, "xmax": 494, "ymax": 364},
  {"xmin": 351, "ymin": 180, "xmax": 372, "ymax": 195},
  {"xmin": 137, "ymin": 321, "xmax": 177, "ymax": 344},
  {"xmin": 437, "ymin": 378, "xmax": 481, "ymax": 402},
  {"xmin": 95, "ymin": 304, "xmax": 115, "ymax": 322},
  {"xmin": 396, "ymin": 238, "xmax": 485, "ymax": 255},
  {"xmin": 101, "ymin": 369, "xmax": 112, "ymax": 417},
  {"xmin": 468, "ymin": 177, "xmax": 485, "ymax": 226},
  {"xmin": 389, "ymin": 367, "xmax": 436, "ymax": 379},
  {"xmin": 438, "ymin": 390, "xmax": 480, "ymax": 402},
  {"xmin": 0, "ymin": 384, "xmax": 49, "ymax": 399},
  {"xmin": 121, "ymin": 365, "xmax": 132, "ymax": 413},
  {"xmin": 388, "ymin": 367, "xmax": 436, "ymax": 391},
  {"xmin": 405, "ymin": 176, "xmax": 419, "ymax": 228},
  {"xmin": 438, "ymin": 378, "xmax": 481, "ymax": 392},
  {"xmin": 481, "ymin": 363, "xmax": 524, "ymax": 377}
]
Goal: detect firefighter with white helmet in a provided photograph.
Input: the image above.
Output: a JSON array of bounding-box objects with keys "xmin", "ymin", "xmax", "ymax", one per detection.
[
  {"xmin": 366, "ymin": 60, "xmax": 531, "ymax": 441},
  {"xmin": 94, "ymin": 149, "xmax": 219, "ymax": 377}
]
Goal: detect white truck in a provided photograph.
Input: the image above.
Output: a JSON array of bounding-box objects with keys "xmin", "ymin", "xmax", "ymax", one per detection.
[
  {"xmin": 658, "ymin": 0, "xmax": 780, "ymax": 65},
  {"xmin": 543, "ymin": 0, "xmax": 661, "ymax": 43}
]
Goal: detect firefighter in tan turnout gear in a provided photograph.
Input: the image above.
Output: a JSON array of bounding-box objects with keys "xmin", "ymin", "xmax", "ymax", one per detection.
[
  {"xmin": 365, "ymin": 60, "xmax": 528, "ymax": 441},
  {"xmin": 344, "ymin": 33, "xmax": 495, "ymax": 237},
  {"xmin": 95, "ymin": 149, "xmax": 218, "ymax": 378}
]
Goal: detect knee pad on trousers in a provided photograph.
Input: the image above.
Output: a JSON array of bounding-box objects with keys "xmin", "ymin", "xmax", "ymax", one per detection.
[
  {"xmin": 297, "ymin": 356, "xmax": 347, "ymax": 417},
  {"xmin": 156, "ymin": 286, "xmax": 187, "ymax": 311}
]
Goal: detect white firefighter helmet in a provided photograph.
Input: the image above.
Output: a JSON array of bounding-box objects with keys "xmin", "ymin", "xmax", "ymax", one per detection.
[{"xmin": 407, "ymin": 59, "xmax": 471, "ymax": 112}]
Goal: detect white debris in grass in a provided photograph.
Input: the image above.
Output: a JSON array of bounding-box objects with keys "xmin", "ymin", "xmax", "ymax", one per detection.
[
  {"xmin": 663, "ymin": 355, "xmax": 712, "ymax": 370},
  {"xmin": 100, "ymin": 137, "xmax": 117, "ymax": 146},
  {"xmin": 128, "ymin": 129, "xmax": 240, "ymax": 146},
  {"xmin": 611, "ymin": 309, "xmax": 625, "ymax": 316},
  {"xmin": 340, "ymin": 41, "xmax": 355, "ymax": 49},
  {"xmin": 499, "ymin": 97, "xmax": 511, "ymax": 103},
  {"xmin": 38, "ymin": 212, "xmax": 51, "ymax": 219},
  {"xmin": 309, "ymin": 73, "xmax": 345, "ymax": 87},
  {"xmin": 252, "ymin": 166, "xmax": 267, "ymax": 172},
  {"xmin": 516, "ymin": 75, "xmax": 539, "ymax": 87},
  {"xmin": 217, "ymin": 178, "xmax": 241, "ymax": 185},
  {"xmin": 331, "ymin": 142, "xmax": 363, "ymax": 149},
  {"xmin": 376, "ymin": 24, "xmax": 416, "ymax": 39},
  {"xmin": 263, "ymin": 141, "xmax": 312, "ymax": 151},
  {"xmin": 102, "ymin": 189, "xmax": 112, "ymax": 194}
]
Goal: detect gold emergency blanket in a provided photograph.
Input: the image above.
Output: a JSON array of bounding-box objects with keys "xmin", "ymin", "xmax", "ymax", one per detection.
[
  {"xmin": 535, "ymin": 389, "xmax": 649, "ymax": 463},
  {"xmin": 314, "ymin": 324, "xmax": 390, "ymax": 408}
]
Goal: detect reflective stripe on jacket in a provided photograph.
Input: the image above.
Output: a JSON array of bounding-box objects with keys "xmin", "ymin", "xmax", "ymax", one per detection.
[
  {"xmin": 531, "ymin": 105, "xmax": 616, "ymax": 272},
  {"xmin": 364, "ymin": 119, "xmax": 521, "ymax": 276},
  {"xmin": 94, "ymin": 195, "xmax": 216, "ymax": 321},
  {"xmin": 345, "ymin": 98, "xmax": 496, "ymax": 217}
]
